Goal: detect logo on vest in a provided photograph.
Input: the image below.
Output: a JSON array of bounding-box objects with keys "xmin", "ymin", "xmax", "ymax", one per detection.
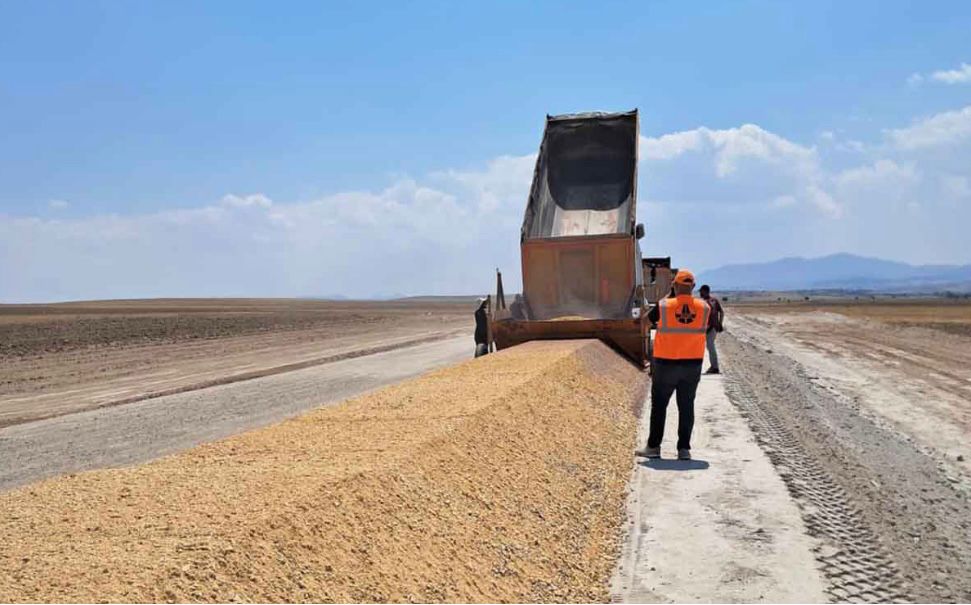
[{"xmin": 675, "ymin": 303, "xmax": 696, "ymax": 324}]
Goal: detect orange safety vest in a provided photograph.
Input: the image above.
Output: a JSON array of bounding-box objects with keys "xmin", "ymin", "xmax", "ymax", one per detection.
[{"xmin": 653, "ymin": 295, "xmax": 710, "ymax": 360}]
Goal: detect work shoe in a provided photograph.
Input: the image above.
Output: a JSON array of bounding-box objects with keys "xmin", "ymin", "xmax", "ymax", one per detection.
[
  {"xmin": 704, "ymin": 367, "xmax": 720, "ymax": 375},
  {"xmin": 635, "ymin": 446, "xmax": 661, "ymax": 459},
  {"xmin": 678, "ymin": 449, "xmax": 691, "ymax": 460}
]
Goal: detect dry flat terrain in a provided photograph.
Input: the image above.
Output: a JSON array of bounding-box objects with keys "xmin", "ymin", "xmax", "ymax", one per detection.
[
  {"xmin": 3, "ymin": 296, "xmax": 971, "ymax": 602},
  {"xmin": 720, "ymin": 300, "xmax": 971, "ymax": 602},
  {"xmin": 733, "ymin": 298, "xmax": 971, "ymax": 335},
  {"xmin": 0, "ymin": 336, "xmax": 470, "ymax": 493},
  {"xmin": 0, "ymin": 340, "xmax": 647, "ymax": 603},
  {"xmin": 0, "ymin": 298, "xmax": 470, "ymax": 426}
]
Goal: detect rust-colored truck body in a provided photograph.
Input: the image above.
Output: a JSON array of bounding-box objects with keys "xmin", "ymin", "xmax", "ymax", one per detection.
[
  {"xmin": 642, "ymin": 256, "xmax": 677, "ymax": 305},
  {"xmin": 491, "ymin": 110, "xmax": 649, "ymax": 366}
]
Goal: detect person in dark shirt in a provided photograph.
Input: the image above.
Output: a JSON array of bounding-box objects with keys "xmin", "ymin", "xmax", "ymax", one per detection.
[
  {"xmin": 699, "ymin": 284, "xmax": 724, "ymax": 374},
  {"xmin": 509, "ymin": 294, "xmax": 526, "ymax": 320},
  {"xmin": 473, "ymin": 297, "xmax": 489, "ymax": 357}
]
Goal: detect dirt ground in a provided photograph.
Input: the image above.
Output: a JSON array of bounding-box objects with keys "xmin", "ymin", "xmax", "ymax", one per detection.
[
  {"xmin": 612, "ymin": 299, "xmax": 971, "ymax": 603},
  {"xmin": 733, "ymin": 298, "xmax": 971, "ymax": 336},
  {"xmin": 0, "ymin": 298, "xmax": 470, "ymax": 427},
  {"xmin": 720, "ymin": 301, "xmax": 971, "ymax": 602},
  {"xmin": 0, "ymin": 340, "xmax": 647, "ymax": 603},
  {"xmin": 0, "ymin": 336, "xmax": 469, "ymax": 493},
  {"xmin": 730, "ymin": 301, "xmax": 971, "ymax": 477},
  {"xmin": 4, "ymin": 296, "xmax": 971, "ymax": 603}
]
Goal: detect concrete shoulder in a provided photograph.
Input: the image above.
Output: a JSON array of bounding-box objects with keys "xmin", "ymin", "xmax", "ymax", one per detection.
[{"xmin": 611, "ymin": 371, "xmax": 827, "ymax": 603}]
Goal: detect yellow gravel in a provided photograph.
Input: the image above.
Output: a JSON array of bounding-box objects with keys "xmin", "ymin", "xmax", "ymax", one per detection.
[{"xmin": 0, "ymin": 339, "xmax": 646, "ymax": 603}]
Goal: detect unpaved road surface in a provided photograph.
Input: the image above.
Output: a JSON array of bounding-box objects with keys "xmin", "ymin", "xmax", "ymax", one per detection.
[
  {"xmin": 723, "ymin": 312, "xmax": 971, "ymax": 602},
  {"xmin": 614, "ymin": 307, "xmax": 971, "ymax": 603},
  {"xmin": 0, "ymin": 298, "xmax": 469, "ymax": 426},
  {"xmin": 0, "ymin": 335, "xmax": 469, "ymax": 493},
  {"xmin": 733, "ymin": 309, "xmax": 971, "ymax": 477}
]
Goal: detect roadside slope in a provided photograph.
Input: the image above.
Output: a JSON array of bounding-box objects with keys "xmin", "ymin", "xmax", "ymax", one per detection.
[{"xmin": 0, "ymin": 340, "xmax": 647, "ymax": 603}]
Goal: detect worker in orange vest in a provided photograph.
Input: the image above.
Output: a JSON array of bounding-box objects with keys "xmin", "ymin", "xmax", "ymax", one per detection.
[{"xmin": 636, "ymin": 269, "xmax": 710, "ymax": 461}]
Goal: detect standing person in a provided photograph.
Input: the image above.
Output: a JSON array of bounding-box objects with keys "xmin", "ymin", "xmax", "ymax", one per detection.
[
  {"xmin": 636, "ymin": 270, "xmax": 710, "ymax": 461},
  {"xmin": 509, "ymin": 294, "xmax": 526, "ymax": 320},
  {"xmin": 473, "ymin": 297, "xmax": 490, "ymax": 357},
  {"xmin": 699, "ymin": 284, "xmax": 724, "ymax": 375}
]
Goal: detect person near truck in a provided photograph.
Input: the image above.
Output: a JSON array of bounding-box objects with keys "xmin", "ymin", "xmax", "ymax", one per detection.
[
  {"xmin": 509, "ymin": 294, "xmax": 526, "ymax": 320},
  {"xmin": 699, "ymin": 284, "xmax": 724, "ymax": 375},
  {"xmin": 636, "ymin": 270, "xmax": 710, "ymax": 461},
  {"xmin": 473, "ymin": 297, "xmax": 490, "ymax": 357}
]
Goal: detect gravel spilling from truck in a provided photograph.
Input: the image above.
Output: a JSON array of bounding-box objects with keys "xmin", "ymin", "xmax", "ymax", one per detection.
[{"xmin": 0, "ymin": 339, "xmax": 646, "ymax": 603}]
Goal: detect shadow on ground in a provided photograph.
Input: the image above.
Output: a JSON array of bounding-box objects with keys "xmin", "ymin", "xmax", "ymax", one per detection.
[{"xmin": 639, "ymin": 458, "xmax": 710, "ymax": 471}]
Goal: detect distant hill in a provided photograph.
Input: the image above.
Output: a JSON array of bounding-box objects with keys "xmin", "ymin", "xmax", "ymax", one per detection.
[{"xmin": 698, "ymin": 253, "xmax": 971, "ymax": 292}]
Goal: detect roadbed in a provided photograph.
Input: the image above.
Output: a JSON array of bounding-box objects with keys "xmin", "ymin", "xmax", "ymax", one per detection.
[{"xmin": 0, "ymin": 340, "xmax": 647, "ymax": 603}]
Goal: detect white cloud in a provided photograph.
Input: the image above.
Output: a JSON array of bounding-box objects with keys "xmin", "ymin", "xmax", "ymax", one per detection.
[
  {"xmin": 220, "ymin": 193, "xmax": 273, "ymax": 208},
  {"xmin": 48, "ymin": 199, "xmax": 69, "ymax": 209},
  {"xmin": 5, "ymin": 107, "xmax": 971, "ymax": 302},
  {"xmin": 930, "ymin": 62, "xmax": 971, "ymax": 84},
  {"xmin": 887, "ymin": 105, "xmax": 971, "ymax": 150},
  {"xmin": 640, "ymin": 124, "xmax": 834, "ymax": 217},
  {"xmin": 641, "ymin": 130, "xmax": 704, "ymax": 160},
  {"xmin": 907, "ymin": 62, "xmax": 971, "ymax": 86},
  {"xmin": 640, "ymin": 112, "xmax": 971, "ymax": 266},
  {"xmin": 430, "ymin": 153, "xmax": 538, "ymax": 214},
  {"xmin": 805, "ymin": 185, "xmax": 841, "ymax": 218},
  {"xmin": 832, "ymin": 160, "xmax": 921, "ymax": 220},
  {"xmin": 0, "ymin": 156, "xmax": 537, "ymax": 302},
  {"xmin": 817, "ymin": 130, "xmax": 866, "ymax": 153},
  {"xmin": 642, "ymin": 124, "xmax": 816, "ymax": 178},
  {"xmin": 835, "ymin": 159, "xmax": 919, "ymax": 189}
]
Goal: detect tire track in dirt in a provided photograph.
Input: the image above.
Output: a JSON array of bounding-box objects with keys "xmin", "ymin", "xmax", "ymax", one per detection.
[
  {"xmin": 723, "ymin": 374, "xmax": 906, "ymax": 602},
  {"xmin": 721, "ymin": 330, "xmax": 971, "ymax": 603},
  {"xmin": 735, "ymin": 313, "xmax": 971, "ymax": 479}
]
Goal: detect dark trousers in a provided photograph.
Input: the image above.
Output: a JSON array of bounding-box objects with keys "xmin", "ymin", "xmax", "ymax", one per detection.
[{"xmin": 647, "ymin": 361, "xmax": 702, "ymax": 450}]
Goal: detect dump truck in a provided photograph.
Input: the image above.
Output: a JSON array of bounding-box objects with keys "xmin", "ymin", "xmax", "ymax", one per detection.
[
  {"xmin": 642, "ymin": 256, "xmax": 677, "ymax": 305},
  {"xmin": 491, "ymin": 110, "xmax": 651, "ymax": 366}
]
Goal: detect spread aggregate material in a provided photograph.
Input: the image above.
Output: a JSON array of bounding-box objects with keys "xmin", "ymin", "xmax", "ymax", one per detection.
[{"xmin": 0, "ymin": 340, "xmax": 647, "ymax": 603}]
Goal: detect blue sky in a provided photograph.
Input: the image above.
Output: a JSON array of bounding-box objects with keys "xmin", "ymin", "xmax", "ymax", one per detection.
[{"xmin": 2, "ymin": 1, "xmax": 971, "ymax": 301}]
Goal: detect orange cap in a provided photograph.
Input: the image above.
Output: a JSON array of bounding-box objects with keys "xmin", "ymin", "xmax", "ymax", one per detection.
[{"xmin": 673, "ymin": 269, "xmax": 696, "ymax": 286}]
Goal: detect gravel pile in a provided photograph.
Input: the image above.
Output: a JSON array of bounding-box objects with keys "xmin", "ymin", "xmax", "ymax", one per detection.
[{"xmin": 0, "ymin": 339, "xmax": 646, "ymax": 603}]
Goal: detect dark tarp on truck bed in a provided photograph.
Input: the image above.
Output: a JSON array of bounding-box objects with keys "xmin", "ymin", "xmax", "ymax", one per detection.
[{"xmin": 522, "ymin": 110, "xmax": 638, "ymax": 240}]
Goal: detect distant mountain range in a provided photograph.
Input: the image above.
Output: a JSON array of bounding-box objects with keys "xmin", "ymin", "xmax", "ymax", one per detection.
[{"xmin": 698, "ymin": 253, "xmax": 971, "ymax": 292}]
